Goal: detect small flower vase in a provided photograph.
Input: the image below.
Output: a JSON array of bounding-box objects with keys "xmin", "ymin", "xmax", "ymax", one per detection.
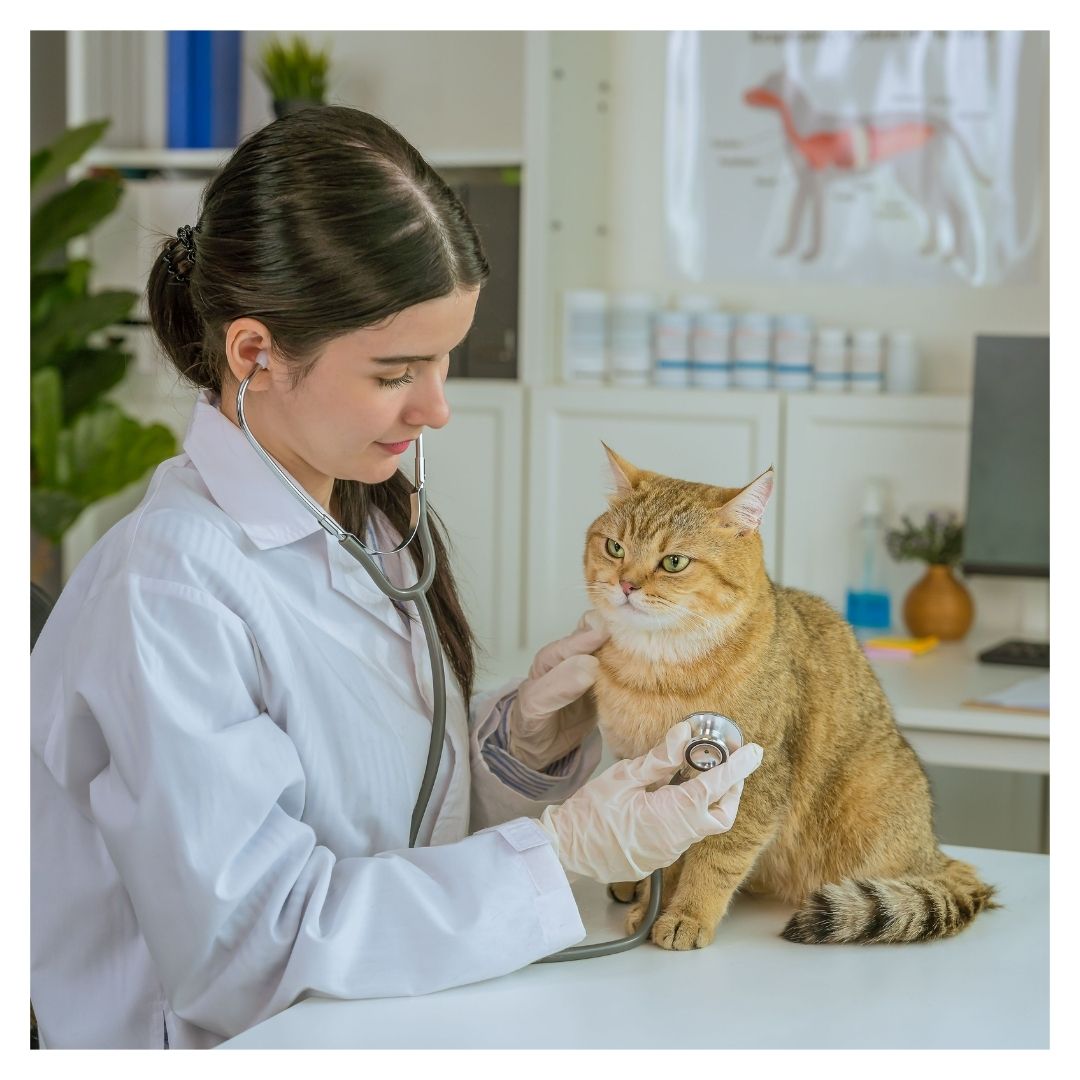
[{"xmin": 902, "ymin": 564, "xmax": 974, "ymax": 641}]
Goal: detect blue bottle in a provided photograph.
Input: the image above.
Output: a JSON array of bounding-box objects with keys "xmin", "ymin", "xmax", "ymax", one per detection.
[{"xmin": 845, "ymin": 480, "xmax": 892, "ymax": 638}]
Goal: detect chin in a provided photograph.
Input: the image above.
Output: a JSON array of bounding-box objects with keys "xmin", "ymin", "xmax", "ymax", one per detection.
[
  {"xmin": 349, "ymin": 457, "xmax": 402, "ymax": 485},
  {"xmin": 600, "ymin": 599, "xmax": 724, "ymax": 662},
  {"xmin": 604, "ymin": 599, "xmax": 679, "ymax": 631}
]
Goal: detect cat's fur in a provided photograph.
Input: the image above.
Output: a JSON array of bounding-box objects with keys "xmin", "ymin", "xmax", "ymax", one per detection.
[{"xmin": 584, "ymin": 445, "xmax": 996, "ymax": 949}]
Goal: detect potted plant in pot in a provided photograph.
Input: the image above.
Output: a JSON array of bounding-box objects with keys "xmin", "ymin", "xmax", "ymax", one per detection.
[
  {"xmin": 258, "ymin": 36, "xmax": 331, "ymax": 119},
  {"xmin": 886, "ymin": 510, "xmax": 974, "ymax": 640},
  {"xmin": 31, "ymin": 119, "xmax": 177, "ymax": 598}
]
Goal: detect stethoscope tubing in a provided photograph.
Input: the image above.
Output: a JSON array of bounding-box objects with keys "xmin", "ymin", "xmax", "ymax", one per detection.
[{"xmin": 235, "ymin": 366, "xmax": 445, "ymax": 846}]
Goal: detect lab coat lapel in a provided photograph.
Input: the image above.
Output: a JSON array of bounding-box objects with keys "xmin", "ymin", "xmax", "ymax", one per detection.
[{"xmin": 324, "ymin": 537, "xmax": 412, "ymax": 642}]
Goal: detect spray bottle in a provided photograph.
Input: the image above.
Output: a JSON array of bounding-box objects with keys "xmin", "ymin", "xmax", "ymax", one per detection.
[{"xmin": 845, "ymin": 479, "xmax": 893, "ymax": 639}]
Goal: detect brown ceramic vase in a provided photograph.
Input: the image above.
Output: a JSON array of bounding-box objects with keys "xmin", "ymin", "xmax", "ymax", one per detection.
[{"xmin": 902, "ymin": 563, "xmax": 974, "ymax": 641}]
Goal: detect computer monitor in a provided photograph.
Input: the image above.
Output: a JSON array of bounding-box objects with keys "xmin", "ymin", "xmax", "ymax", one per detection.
[{"xmin": 962, "ymin": 335, "xmax": 1049, "ymax": 666}]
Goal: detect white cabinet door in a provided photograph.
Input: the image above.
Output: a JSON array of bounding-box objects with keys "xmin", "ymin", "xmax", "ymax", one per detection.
[
  {"xmin": 525, "ymin": 386, "xmax": 781, "ymax": 648},
  {"xmin": 422, "ymin": 381, "xmax": 525, "ymax": 671},
  {"xmin": 781, "ymin": 393, "xmax": 972, "ymax": 613}
]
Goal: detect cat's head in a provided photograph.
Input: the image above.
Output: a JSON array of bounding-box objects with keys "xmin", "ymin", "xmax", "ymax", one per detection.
[{"xmin": 583, "ymin": 444, "xmax": 774, "ymax": 653}]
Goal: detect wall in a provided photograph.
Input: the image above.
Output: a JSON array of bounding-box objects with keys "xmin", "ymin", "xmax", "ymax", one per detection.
[
  {"xmin": 238, "ymin": 31, "xmax": 525, "ymax": 159},
  {"xmin": 31, "ymin": 32, "xmax": 67, "ymax": 148},
  {"xmin": 604, "ymin": 31, "xmax": 1049, "ymax": 395}
]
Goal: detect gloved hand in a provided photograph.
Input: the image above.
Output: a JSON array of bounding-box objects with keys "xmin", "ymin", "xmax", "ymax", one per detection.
[
  {"xmin": 507, "ymin": 611, "xmax": 610, "ymax": 772},
  {"xmin": 535, "ymin": 721, "xmax": 764, "ymax": 884}
]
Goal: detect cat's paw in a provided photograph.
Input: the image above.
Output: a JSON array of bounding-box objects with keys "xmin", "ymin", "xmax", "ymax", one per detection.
[
  {"xmin": 650, "ymin": 909, "xmax": 716, "ymax": 951},
  {"xmin": 624, "ymin": 898, "xmax": 647, "ymax": 935},
  {"xmin": 608, "ymin": 881, "xmax": 640, "ymax": 904}
]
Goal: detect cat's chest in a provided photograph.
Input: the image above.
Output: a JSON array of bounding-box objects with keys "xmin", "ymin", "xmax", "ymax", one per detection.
[{"xmin": 593, "ymin": 661, "xmax": 755, "ymax": 760}]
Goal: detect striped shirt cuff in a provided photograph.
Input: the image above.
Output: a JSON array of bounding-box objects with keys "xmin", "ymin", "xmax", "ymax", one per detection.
[{"xmin": 480, "ymin": 692, "xmax": 580, "ymax": 800}]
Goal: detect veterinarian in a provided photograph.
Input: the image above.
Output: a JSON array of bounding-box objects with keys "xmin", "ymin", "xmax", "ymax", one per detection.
[{"xmin": 30, "ymin": 106, "xmax": 763, "ymax": 1049}]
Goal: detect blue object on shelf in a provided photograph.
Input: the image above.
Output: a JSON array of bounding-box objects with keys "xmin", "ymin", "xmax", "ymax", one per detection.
[
  {"xmin": 167, "ymin": 30, "xmax": 241, "ymax": 149},
  {"xmin": 166, "ymin": 32, "xmax": 192, "ymax": 148},
  {"xmin": 845, "ymin": 590, "xmax": 892, "ymax": 634}
]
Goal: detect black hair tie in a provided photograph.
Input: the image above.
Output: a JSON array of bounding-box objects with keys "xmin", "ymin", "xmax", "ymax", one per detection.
[{"xmin": 163, "ymin": 223, "xmax": 200, "ymax": 285}]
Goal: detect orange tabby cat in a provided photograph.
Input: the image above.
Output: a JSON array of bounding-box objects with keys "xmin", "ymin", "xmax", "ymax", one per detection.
[{"xmin": 585, "ymin": 444, "xmax": 996, "ymax": 949}]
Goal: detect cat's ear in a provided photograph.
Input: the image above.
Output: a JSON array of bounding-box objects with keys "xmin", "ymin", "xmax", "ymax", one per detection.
[
  {"xmin": 601, "ymin": 442, "xmax": 643, "ymax": 497},
  {"xmin": 715, "ymin": 466, "xmax": 775, "ymax": 534}
]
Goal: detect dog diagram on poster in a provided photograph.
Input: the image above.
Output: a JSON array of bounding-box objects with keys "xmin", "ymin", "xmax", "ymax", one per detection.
[{"xmin": 664, "ymin": 32, "xmax": 1046, "ymax": 286}]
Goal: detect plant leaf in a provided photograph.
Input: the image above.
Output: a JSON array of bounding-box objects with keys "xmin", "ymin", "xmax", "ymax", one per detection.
[
  {"xmin": 30, "ymin": 489, "xmax": 88, "ymax": 544},
  {"xmin": 55, "ymin": 345, "xmax": 131, "ymax": 420},
  {"xmin": 30, "ymin": 119, "xmax": 111, "ymax": 191},
  {"xmin": 30, "ymin": 269, "xmax": 70, "ymax": 323},
  {"xmin": 30, "ymin": 368, "xmax": 63, "ymax": 485},
  {"xmin": 30, "ymin": 176, "xmax": 124, "ymax": 267},
  {"xmin": 62, "ymin": 403, "xmax": 176, "ymax": 505},
  {"xmin": 31, "ymin": 289, "xmax": 137, "ymax": 368}
]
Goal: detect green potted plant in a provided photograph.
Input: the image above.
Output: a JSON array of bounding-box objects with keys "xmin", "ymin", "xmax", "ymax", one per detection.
[
  {"xmin": 258, "ymin": 36, "xmax": 331, "ymax": 119},
  {"xmin": 886, "ymin": 510, "xmax": 973, "ymax": 640},
  {"xmin": 31, "ymin": 118, "xmax": 177, "ymax": 597}
]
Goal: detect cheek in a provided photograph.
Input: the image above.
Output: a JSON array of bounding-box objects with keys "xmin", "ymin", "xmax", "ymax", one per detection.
[{"xmin": 316, "ymin": 383, "xmax": 395, "ymax": 443}]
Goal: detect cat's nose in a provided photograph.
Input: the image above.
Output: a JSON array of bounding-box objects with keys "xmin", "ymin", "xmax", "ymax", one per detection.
[{"xmin": 620, "ymin": 580, "xmax": 639, "ymax": 596}]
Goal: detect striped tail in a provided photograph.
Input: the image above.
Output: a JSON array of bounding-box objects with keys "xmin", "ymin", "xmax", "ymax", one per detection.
[{"xmin": 781, "ymin": 858, "xmax": 998, "ymax": 944}]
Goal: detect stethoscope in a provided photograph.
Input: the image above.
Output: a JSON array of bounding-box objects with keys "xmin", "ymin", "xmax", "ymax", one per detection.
[
  {"xmin": 235, "ymin": 353, "xmax": 744, "ymax": 961},
  {"xmin": 236, "ymin": 352, "xmax": 444, "ymax": 848}
]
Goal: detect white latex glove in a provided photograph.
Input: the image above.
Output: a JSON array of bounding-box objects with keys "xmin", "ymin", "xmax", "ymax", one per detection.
[
  {"xmin": 507, "ymin": 610, "xmax": 610, "ymax": 771},
  {"xmin": 535, "ymin": 721, "xmax": 764, "ymax": 884}
]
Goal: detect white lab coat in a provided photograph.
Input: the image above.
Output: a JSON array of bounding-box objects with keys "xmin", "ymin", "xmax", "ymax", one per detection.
[{"xmin": 31, "ymin": 391, "xmax": 598, "ymax": 1049}]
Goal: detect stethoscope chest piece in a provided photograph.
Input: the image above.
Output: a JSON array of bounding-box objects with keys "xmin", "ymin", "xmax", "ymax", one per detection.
[{"xmin": 676, "ymin": 712, "xmax": 744, "ymax": 782}]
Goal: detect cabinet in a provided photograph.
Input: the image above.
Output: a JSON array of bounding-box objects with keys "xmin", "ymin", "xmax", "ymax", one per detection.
[
  {"xmin": 424, "ymin": 381, "xmax": 525, "ymax": 667},
  {"xmin": 781, "ymin": 393, "xmax": 973, "ymax": 614}
]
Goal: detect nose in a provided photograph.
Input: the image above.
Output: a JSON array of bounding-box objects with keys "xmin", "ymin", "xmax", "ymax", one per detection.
[
  {"xmin": 620, "ymin": 580, "xmax": 639, "ymax": 597},
  {"xmin": 402, "ymin": 363, "xmax": 451, "ymax": 431}
]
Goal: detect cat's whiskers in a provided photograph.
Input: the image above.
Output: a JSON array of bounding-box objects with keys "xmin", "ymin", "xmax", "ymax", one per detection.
[{"xmin": 646, "ymin": 594, "xmax": 715, "ymax": 631}]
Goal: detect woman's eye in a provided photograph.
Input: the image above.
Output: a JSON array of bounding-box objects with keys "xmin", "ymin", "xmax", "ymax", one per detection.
[
  {"xmin": 605, "ymin": 538, "xmax": 624, "ymax": 559},
  {"xmin": 661, "ymin": 554, "xmax": 690, "ymax": 573},
  {"xmin": 377, "ymin": 371, "xmax": 415, "ymax": 389}
]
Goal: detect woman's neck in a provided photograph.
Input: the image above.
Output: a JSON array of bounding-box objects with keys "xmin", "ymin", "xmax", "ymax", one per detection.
[{"xmin": 216, "ymin": 381, "xmax": 335, "ymax": 511}]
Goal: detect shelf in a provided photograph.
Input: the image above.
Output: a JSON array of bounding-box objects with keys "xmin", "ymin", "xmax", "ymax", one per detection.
[
  {"xmin": 80, "ymin": 146, "xmax": 525, "ymax": 173},
  {"xmin": 82, "ymin": 147, "xmax": 233, "ymax": 171},
  {"xmin": 425, "ymin": 150, "xmax": 524, "ymax": 169}
]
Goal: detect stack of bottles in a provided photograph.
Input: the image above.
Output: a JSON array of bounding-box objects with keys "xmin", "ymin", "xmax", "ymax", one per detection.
[{"xmin": 561, "ymin": 290, "xmax": 922, "ymax": 393}]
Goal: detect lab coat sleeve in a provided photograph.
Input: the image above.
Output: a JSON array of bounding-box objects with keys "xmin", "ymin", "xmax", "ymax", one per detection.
[
  {"xmin": 70, "ymin": 575, "xmax": 585, "ymax": 1040},
  {"xmin": 467, "ymin": 679, "xmax": 603, "ymax": 833}
]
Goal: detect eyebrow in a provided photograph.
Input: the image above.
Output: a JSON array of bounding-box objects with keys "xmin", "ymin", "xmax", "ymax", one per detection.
[
  {"xmin": 370, "ymin": 354, "xmax": 437, "ymax": 365},
  {"xmin": 371, "ymin": 333, "xmax": 471, "ymax": 365}
]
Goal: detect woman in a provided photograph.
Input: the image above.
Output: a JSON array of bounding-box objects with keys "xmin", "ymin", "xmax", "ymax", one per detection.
[{"xmin": 30, "ymin": 107, "xmax": 762, "ymax": 1049}]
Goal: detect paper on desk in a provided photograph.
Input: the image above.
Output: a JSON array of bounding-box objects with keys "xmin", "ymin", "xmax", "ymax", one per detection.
[{"xmin": 966, "ymin": 673, "xmax": 1049, "ymax": 713}]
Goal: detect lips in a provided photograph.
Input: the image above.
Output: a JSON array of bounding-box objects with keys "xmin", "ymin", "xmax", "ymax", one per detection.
[{"xmin": 377, "ymin": 440, "xmax": 413, "ymax": 454}]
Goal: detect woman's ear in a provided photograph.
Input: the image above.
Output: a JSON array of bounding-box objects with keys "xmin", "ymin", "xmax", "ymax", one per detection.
[
  {"xmin": 223, "ymin": 318, "xmax": 275, "ymax": 389},
  {"xmin": 715, "ymin": 467, "xmax": 775, "ymax": 535}
]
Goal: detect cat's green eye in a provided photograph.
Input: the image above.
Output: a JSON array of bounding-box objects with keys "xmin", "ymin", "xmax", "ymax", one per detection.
[
  {"xmin": 661, "ymin": 554, "xmax": 691, "ymax": 573},
  {"xmin": 605, "ymin": 538, "xmax": 625, "ymax": 559}
]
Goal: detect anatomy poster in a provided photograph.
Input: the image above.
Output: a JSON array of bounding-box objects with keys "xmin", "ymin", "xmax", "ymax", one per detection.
[{"xmin": 664, "ymin": 31, "xmax": 1047, "ymax": 286}]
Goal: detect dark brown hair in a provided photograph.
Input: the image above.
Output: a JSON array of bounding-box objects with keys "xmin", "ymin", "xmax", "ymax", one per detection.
[{"xmin": 146, "ymin": 105, "xmax": 486, "ymax": 700}]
